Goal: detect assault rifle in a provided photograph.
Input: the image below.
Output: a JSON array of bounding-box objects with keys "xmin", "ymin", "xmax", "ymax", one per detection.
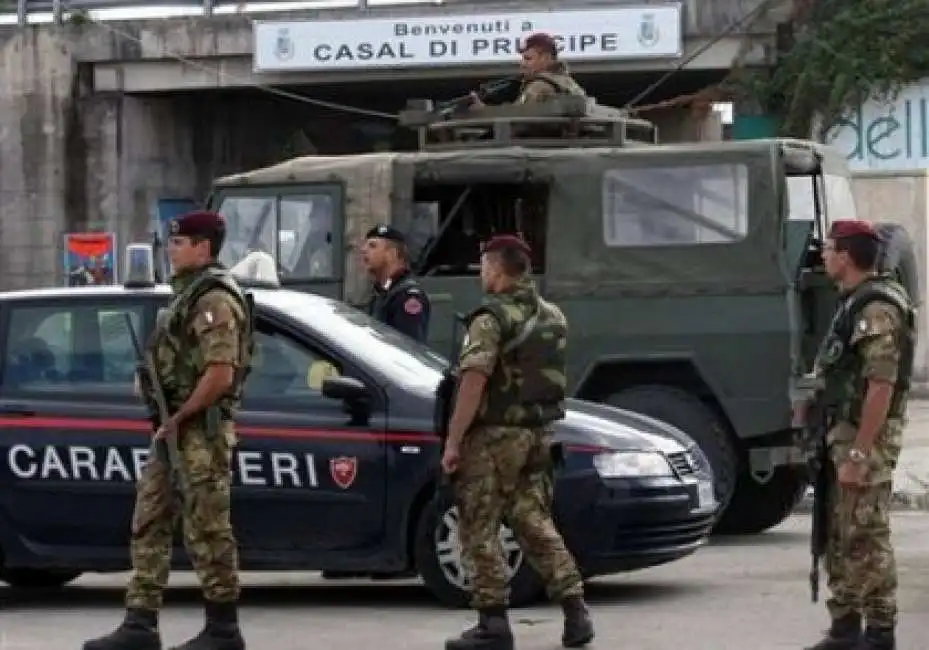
[
  {"xmin": 434, "ymin": 76, "xmax": 520, "ymax": 119},
  {"xmin": 795, "ymin": 374, "xmax": 830, "ymax": 603},
  {"xmin": 125, "ymin": 314, "xmax": 185, "ymax": 502}
]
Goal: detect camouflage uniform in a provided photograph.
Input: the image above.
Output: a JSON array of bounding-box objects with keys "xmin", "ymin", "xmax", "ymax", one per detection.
[
  {"xmin": 517, "ymin": 63, "xmax": 586, "ymax": 104},
  {"xmin": 448, "ymin": 275, "xmax": 592, "ymax": 650},
  {"xmin": 127, "ymin": 270, "xmax": 249, "ymax": 612},
  {"xmin": 85, "ymin": 211, "xmax": 252, "ymax": 650},
  {"xmin": 810, "ymin": 276, "xmax": 913, "ymax": 650}
]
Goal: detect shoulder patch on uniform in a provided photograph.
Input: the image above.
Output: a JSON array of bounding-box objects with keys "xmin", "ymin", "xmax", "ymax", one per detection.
[{"xmin": 404, "ymin": 296, "xmax": 423, "ymax": 315}]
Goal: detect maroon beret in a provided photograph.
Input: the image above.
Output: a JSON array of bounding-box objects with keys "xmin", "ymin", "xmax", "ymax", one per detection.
[
  {"xmin": 828, "ymin": 219, "xmax": 879, "ymax": 241},
  {"xmin": 521, "ymin": 32, "xmax": 559, "ymax": 56},
  {"xmin": 482, "ymin": 234, "xmax": 532, "ymax": 256},
  {"xmin": 170, "ymin": 210, "xmax": 226, "ymax": 239}
]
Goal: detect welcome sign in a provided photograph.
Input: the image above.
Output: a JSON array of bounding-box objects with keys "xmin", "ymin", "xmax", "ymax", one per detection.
[{"xmin": 253, "ymin": 4, "xmax": 683, "ymax": 73}]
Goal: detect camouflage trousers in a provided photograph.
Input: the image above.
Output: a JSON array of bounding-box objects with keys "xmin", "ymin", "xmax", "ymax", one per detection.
[
  {"xmin": 824, "ymin": 444, "xmax": 897, "ymax": 629},
  {"xmin": 454, "ymin": 425, "xmax": 584, "ymax": 609},
  {"xmin": 125, "ymin": 424, "xmax": 240, "ymax": 610}
]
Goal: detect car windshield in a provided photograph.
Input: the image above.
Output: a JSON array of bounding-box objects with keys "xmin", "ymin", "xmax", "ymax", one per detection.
[{"xmin": 259, "ymin": 290, "xmax": 449, "ymax": 390}]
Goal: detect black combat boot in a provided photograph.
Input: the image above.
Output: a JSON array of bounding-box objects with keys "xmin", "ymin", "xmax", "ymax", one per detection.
[
  {"xmin": 168, "ymin": 601, "xmax": 244, "ymax": 650},
  {"xmin": 560, "ymin": 595, "xmax": 594, "ymax": 648},
  {"xmin": 805, "ymin": 613, "xmax": 862, "ymax": 650},
  {"xmin": 445, "ymin": 607, "xmax": 514, "ymax": 650},
  {"xmin": 83, "ymin": 608, "xmax": 162, "ymax": 650},
  {"xmin": 854, "ymin": 626, "xmax": 895, "ymax": 650}
]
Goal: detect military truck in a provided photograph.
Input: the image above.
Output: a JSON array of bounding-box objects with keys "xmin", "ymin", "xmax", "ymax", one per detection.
[{"xmin": 203, "ymin": 96, "xmax": 919, "ymax": 535}]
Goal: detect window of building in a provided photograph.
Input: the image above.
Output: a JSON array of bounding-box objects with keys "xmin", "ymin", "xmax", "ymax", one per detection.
[
  {"xmin": 2, "ymin": 304, "xmax": 144, "ymax": 393},
  {"xmin": 602, "ymin": 163, "xmax": 750, "ymax": 247},
  {"xmin": 244, "ymin": 326, "xmax": 342, "ymax": 400},
  {"xmin": 217, "ymin": 191, "xmax": 337, "ymax": 281}
]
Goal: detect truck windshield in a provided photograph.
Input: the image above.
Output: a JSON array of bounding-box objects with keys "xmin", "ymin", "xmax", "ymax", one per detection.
[{"xmin": 215, "ymin": 193, "xmax": 336, "ymax": 281}]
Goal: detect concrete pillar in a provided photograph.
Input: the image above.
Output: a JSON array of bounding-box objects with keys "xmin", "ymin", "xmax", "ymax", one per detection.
[{"xmin": 0, "ymin": 28, "xmax": 78, "ymax": 290}]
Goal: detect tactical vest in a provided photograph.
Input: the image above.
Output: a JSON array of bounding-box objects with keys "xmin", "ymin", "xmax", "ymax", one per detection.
[
  {"xmin": 153, "ymin": 264, "xmax": 255, "ymax": 419},
  {"xmin": 528, "ymin": 72, "xmax": 587, "ymax": 97},
  {"xmin": 815, "ymin": 275, "xmax": 915, "ymax": 424},
  {"xmin": 468, "ymin": 293, "xmax": 568, "ymax": 427}
]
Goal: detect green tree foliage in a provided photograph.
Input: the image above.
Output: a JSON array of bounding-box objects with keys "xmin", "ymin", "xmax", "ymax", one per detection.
[{"xmin": 742, "ymin": 0, "xmax": 929, "ymax": 139}]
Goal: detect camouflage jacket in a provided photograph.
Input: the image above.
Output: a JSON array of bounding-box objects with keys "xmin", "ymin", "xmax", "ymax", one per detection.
[
  {"xmin": 459, "ymin": 277, "xmax": 568, "ymax": 427},
  {"xmin": 814, "ymin": 275, "xmax": 914, "ymax": 448},
  {"xmin": 150, "ymin": 263, "xmax": 253, "ymax": 419},
  {"xmin": 517, "ymin": 63, "xmax": 587, "ymax": 104}
]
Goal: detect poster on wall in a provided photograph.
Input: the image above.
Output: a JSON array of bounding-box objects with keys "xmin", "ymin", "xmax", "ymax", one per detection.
[{"xmin": 63, "ymin": 232, "xmax": 118, "ymax": 287}]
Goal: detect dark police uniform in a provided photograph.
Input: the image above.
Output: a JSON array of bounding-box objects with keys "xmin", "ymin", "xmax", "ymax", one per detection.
[{"xmin": 365, "ymin": 225, "xmax": 431, "ymax": 343}]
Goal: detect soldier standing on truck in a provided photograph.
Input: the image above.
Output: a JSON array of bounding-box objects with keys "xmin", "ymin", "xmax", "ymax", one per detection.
[
  {"xmin": 803, "ymin": 220, "xmax": 913, "ymax": 650},
  {"xmin": 84, "ymin": 210, "xmax": 253, "ymax": 650},
  {"xmin": 469, "ymin": 32, "xmax": 587, "ymax": 108},
  {"xmin": 440, "ymin": 234, "xmax": 594, "ymax": 650},
  {"xmin": 361, "ymin": 223, "xmax": 431, "ymax": 342}
]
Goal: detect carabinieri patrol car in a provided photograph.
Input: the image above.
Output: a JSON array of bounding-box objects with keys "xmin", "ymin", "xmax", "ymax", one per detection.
[{"xmin": 0, "ymin": 246, "xmax": 717, "ymax": 607}]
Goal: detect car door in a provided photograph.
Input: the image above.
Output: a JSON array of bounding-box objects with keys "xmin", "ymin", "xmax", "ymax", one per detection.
[
  {"xmin": 233, "ymin": 315, "xmax": 388, "ymax": 559},
  {"xmin": 0, "ymin": 296, "xmax": 154, "ymax": 559}
]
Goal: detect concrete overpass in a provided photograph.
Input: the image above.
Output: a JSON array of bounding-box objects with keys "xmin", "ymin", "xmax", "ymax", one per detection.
[{"xmin": 0, "ymin": 0, "xmax": 788, "ymax": 289}]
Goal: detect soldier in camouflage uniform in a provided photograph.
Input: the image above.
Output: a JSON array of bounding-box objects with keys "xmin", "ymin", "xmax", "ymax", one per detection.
[
  {"xmin": 804, "ymin": 220, "xmax": 913, "ymax": 650},
  {"xmin": 85, "ymin": 211, "xmax": 253, "ymax": 650},
  {"xmin": 470, "ymin": 32, "xmax": 586, "ymax": 108},
  {"xmin": 440, "ymin": 234, "xmax": 594, "ymax": 650}
]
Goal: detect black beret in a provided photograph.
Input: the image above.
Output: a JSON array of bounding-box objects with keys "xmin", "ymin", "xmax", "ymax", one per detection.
[
  {"xmin": 365, "ymin": 224, "xmax": 406, "ymax": 244},
  {"xmin": 170, "ymin": 211, "xmax": 226, "ymax": 239}
]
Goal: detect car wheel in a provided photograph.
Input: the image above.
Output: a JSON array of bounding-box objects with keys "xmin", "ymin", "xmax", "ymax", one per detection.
[
  {"xmin": 606, "ymin": 385, "xmax": 739, "ymax": 525},
  {"xmin": 714, "ymin": 466, "xmax": 808, "ymax": 535},
  {"xmin": 0, "ymin": 568, "xmax": 82, "ymax": 589},
  {"xmin": 413, "ymin": 499, "xmax": 544, "ymax": 609}
]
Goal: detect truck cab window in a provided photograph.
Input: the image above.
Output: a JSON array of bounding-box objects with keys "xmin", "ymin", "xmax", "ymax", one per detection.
[{"xmin": 411, "ymin": 182, "xmax": 550, "ymax": 276}]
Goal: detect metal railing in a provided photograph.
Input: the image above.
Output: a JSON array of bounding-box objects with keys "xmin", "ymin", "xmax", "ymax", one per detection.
[{"xmin": 5, "ymin": 0, "xmax": 455, "ymax": 26}]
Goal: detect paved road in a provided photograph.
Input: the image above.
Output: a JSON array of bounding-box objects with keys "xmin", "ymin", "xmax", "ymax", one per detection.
[
  {"xmin": 2, "ymin": 514, "xmax": 927, "ymax": 650},
  {"xmin": 896, "ymin": 400, "xmax": 929, "ymax": 494}
]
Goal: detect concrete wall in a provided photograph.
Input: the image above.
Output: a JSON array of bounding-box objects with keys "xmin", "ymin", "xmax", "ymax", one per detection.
[{"xmin": 851, "ymin": 170, "xmax": 929, "ymax": 379}]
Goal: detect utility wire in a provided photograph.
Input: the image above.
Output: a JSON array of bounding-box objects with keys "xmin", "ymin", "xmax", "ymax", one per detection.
[
  {"xmin": 63, "ymin": 2, "xmax": 399, "ymax": 120},
  {"xmin": 623, "ymin": 0, "xmax": 780, "ymax": 111}
]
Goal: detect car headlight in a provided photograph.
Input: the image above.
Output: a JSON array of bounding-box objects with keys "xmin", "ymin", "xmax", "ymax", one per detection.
[{"xmin": 593, "ymin": 452, "xmax": 673, "ymax": 478}]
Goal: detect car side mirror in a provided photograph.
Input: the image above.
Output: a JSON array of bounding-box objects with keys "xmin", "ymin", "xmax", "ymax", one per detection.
[{"xmin": 321, "ymin": 376, "xmax": 369, "ymax": 402}]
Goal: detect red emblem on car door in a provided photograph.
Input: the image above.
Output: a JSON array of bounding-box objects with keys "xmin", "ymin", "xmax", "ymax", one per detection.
[{"xmin": 330, "ymin": 456, "xmax": 358, "ymax": 489}]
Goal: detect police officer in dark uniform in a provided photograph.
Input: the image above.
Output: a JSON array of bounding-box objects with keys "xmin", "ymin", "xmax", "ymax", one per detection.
[{"xmin": 361, "ymin": 224, "xmax": 431, "ymax": 342}]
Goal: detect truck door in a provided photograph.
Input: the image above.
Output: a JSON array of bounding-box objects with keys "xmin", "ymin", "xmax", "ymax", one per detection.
[
  {"xmin": 784, "ymin": 169, "xmax": 837, "ymax": 370},
  {"xmin": 408, "ymin": 175, "xmax": 551, "ymax": 357}
]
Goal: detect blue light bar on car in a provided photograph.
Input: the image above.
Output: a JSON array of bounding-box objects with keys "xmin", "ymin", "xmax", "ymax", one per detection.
[{"xmin": 124, "ymin": 244, "xmax": 156, "ymax": 288}]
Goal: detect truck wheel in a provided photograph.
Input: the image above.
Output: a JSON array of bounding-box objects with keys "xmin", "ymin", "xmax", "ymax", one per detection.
[
  {"xmin": 714, "ymin": 467, "xmax": 808, "ymax": 535},
  {"xmin": 413, "ymin": 499, "xmax": 544, "ymax": 609},
  {"xmin": 0, "ymin": 568, "xmax": 82, "ymax": 589},
  {"xmin": 606, "ymin": 385, "xmax": 739, "ymax": 522}
]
